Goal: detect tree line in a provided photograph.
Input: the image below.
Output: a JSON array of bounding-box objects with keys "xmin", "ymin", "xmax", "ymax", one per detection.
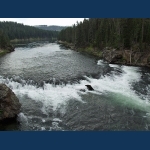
[
  {"xmin": 58, "ymin": 18, "xmax": 150, "ymax": 51},
  {"xmin": 0, "ymin": 30, "xmax": 9, "ymax": 49},
  {"xmin": 0, "ymin": 21, "xmax": 59, "ymax": 49}
]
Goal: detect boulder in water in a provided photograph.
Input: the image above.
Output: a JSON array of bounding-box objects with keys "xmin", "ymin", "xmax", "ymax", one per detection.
[
  {"xmin": 85, "ymin": 85, "xmax": 94, "ymax": 91},
  {"xmin": 0, "ymin": 84, "xmax": 21, "ymax": 122}
]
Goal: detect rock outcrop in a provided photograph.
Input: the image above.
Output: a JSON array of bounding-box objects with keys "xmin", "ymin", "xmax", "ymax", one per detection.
[
  {"xmin": 0, "ymin": 84, "xmax": 21, "ymax": 122},
  {"xmin": 103, "ymin": 49, "xmax": 150, "ymax": 67},
  {"xmin": 103, "ymin": 49, "xmax": 124, "ymax": 64}
]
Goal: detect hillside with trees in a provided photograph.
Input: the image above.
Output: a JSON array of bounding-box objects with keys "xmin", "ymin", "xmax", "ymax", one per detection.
[
  {"xmin": 35, "ymin": 25, "xmax": 68, "ymax": 31},
  {"xmin": 58, "ymin": 18, "xmax": 150, "ymax": 67},
  {"xmin": 0, "ymin": 21, "xmax": 58, "ymax": 41}
]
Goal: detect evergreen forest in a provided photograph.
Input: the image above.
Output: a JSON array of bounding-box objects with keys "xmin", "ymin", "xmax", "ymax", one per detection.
[{"xmin": 58, "ymin": 18, "xmax": 150, "ymax": 51}]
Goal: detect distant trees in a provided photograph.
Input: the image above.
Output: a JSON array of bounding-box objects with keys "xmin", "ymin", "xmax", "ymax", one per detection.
[
  {"xmin": 0, "ymin": 21, "xmax": 58, "ymax": 41},
  {"xmin": 35, "ymin": 25, "xmax": 68, "ymax": 31},
  {"xmin": 58, "ymin": 18, "xmax": 150, "ymax": 51}
]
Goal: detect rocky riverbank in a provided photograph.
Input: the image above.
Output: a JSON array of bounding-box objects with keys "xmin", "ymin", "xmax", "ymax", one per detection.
[
  {"xmin": 58, "ymin": 41, "xmax": 150, "ymax": 67},
  {"xmin": 102, "ymin": 48, "xmax": 150, "ymax": 67}
]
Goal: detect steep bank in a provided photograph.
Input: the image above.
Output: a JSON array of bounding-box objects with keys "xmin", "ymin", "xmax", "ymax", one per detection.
[
  {"xmin": 0, "ymin": 45, "xmax": 15, "ymax": 57},
  {"xmin": 58, "ymin": 41, "xmax": 150, "ymax": 67}
]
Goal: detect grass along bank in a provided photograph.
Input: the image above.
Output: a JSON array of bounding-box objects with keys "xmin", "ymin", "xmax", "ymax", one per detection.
[
  {"xmin": 77, "ymin": 46, "xmax": 103, "ymax": 58},
  {"xmin": 0, "ymin": 49, "xmax": 10, "ymax": 57},
  {"xmin": 58, "ymin": 41, "xmax": 103, "ymax": 58}
]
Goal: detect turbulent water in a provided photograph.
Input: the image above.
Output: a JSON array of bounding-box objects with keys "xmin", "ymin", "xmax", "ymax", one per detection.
[{"xmin": 0, "ymin": 41, "xmax": 150, "ymax": 131}]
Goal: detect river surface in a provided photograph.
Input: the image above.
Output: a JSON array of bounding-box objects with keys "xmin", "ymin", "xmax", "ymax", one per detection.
[{"xmin": 0, "ymin": 41, "xmax": 150, "ymax": 131}]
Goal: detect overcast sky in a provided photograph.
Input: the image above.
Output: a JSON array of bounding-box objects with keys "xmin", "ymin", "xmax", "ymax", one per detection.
[{"xmin": 0, "ymin": 18, "xmax": 85, "ymax": 26}]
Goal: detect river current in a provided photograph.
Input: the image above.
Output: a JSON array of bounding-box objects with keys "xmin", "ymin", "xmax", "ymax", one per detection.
[{"xmin": 0, "ymin": 41, "xmax": 150, "ymax": 131}]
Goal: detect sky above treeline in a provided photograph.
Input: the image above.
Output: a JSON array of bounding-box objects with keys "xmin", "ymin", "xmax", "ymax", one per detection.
[{"xmin": 0, "ymin": 18, "xmax": 85, "ymax": 26}]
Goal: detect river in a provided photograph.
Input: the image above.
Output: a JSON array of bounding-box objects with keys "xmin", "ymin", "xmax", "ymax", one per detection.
[{"xmin": 0, "ymin": 41, "xmax": 150, "ymax": 131}]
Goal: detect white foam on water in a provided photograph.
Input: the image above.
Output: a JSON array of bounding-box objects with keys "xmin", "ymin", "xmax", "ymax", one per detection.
[
  {"xmin": 0, "ymin": 63, "xmax": 150, "ymax": 113},
  {"xmin": 0, "ymin": 76, "xmax": 86, "ymax": 114},
  {"xmin": 97, "ymin": 60, "xmax": 104, "ymax": 65},
  {"xmin": 41, "ymin": 127, "xmax": 46, "ymax": 131},
  {"xmin": 83, "ymin": 65, "xmax": 140, "ymax": 94},
  {"xmin": 50, "ymin": 122, "xmax": 62, "ymax": 131},
  {"xmin": 18, "ymin": 112, "xmax": 28, "ymax": 124},
  {"xmin": 53, "ymin": 118, "xmax": 62, "ymax": 122},
  {"xmin": 109, "ymin": 63, "xmax": 121, "ymax": 68},
  {"xmin": 42, "ymin": 119, "xmax": 46, "ymax": 123},
  {"xmin": 90, "ymin": 64, "xmax": 150, "ymax": 111}
]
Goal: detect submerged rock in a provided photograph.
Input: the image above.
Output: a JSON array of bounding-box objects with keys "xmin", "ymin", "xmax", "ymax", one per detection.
[{"xmin": 0, "ymin": 84, "xmax": 21, "ymax": 122}]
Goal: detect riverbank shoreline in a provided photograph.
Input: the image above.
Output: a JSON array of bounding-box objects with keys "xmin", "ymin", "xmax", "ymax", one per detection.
[
  {"xmin": 10, "ymin": 38, "xmax": 56, "ymax": 43},
  {"xmin": 58, "ymin": 41, "xmax": 103, "ymax": 58},
  {"xmin": 0, "ymin": 44, "xmax": 15, "ymax": 57},
  {"xmin": 58, "ymin": 41, "xmax": 150, "ymax": 68}
]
